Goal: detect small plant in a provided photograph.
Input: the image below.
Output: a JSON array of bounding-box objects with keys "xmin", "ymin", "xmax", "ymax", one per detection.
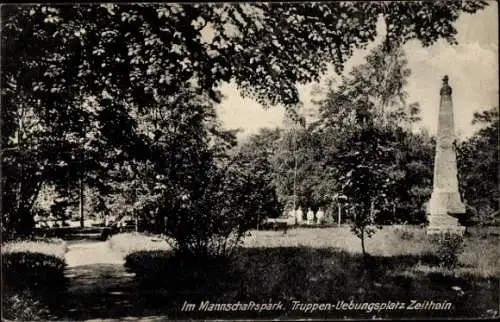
[
  {"xmin": 1, "ymin": 290, "xmax": 51, "ymax": 321},
  {"xmin": 400, "ymin": 230, "xmax": 414, "ymax": 240},
  {"xmin": 430, "ymin": 233, "xmax": 465, "ymax": 268},
  {"xmin": 395, "ymin": 226, "xmax": 415, "ymax": 240}
]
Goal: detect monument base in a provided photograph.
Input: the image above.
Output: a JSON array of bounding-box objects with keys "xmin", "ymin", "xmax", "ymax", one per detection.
[
  {"xmin": 427, "ymin": 213, "xmax": 465, "ymax": 235},
  {"xmin": 426, "ymin": 191, "xmax": 465, "ymax": 236}
]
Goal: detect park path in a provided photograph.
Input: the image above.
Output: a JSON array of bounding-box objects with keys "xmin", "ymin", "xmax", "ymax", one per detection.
[
  {"xmin": 65, "ymin": 241, "xmax": 125, "ymax": 267},
  {"xmin": 54, "ymin": 241, "xmax": 168, "ymax": 321}
]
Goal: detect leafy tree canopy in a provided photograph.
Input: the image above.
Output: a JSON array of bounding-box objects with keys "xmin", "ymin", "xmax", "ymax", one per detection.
[{"xmin": 2, "ymin": 1, "xmax": 488, "ymax": 117}]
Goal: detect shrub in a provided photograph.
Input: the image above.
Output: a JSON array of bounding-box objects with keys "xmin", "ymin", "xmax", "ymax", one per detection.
[
  {"xmin": 160, "ymin": 162, "xmax": 273, "ymax": 258},
  {"xmin": 125, "ymin": 250, "xmax": 172, "ymax": 281},
  {"xmin": 429, "ymin": 234, "xmax": 465, "ymax": 268},
  {"xmin": 1, "ymin": 239, "xmax": 67, "ymax": 291}
]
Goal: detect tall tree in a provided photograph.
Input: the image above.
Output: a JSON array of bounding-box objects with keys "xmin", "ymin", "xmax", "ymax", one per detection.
[
  {"xmin": 310, "ymin": 43, "xmax": 428, "ymax": 257},
  {"xmin": 457, "ymin": 107, "xmax": 499, "ymax": 225},
  {"xmin": 388, "ymin": 129, "xmax": 434, "ymax": 224},
  {"xmin": 273, "ymin": 125, "xmax": 326, "ymax": 210},
  {"xmin": 238, "ymin": 127, "xmax": 284, "ymax": 212},
  {"xmin": 226, "ymin": 146, "xmax": 282, "ymax": 228}
]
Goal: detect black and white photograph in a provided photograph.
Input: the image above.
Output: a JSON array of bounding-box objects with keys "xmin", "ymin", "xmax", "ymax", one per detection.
[{"xmin": 1, "ymin": 1, "xmax": 498, "ymax": 320}]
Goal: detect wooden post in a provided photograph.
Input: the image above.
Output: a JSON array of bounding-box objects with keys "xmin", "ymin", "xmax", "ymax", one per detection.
[
  {"xmin": 338, "ymin": 203, "xmax": 341, "ymax": 226},
  {"xmin": 78, "ymin": 148, "xmax": 85, "ymax": 228}
]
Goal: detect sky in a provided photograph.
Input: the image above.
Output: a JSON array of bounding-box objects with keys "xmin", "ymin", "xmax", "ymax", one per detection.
[{"xmin": 215, "ymin": 1, "xmax": 499, "ymax": 140}]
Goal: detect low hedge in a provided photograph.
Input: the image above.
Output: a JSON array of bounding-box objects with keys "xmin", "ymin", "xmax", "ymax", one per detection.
[
  {"xmin": 1, "ymin": 238, "xmax": 67, "ymax": 291},
  {"xmin": 1, "ymin": 238, "xmax": 68, "ymax": 320}
]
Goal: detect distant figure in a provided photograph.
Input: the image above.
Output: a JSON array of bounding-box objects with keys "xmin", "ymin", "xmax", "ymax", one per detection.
[
  {"xmin": 47, "ymin": 214, "xmax": 56, "ymax": 228},
  {"xmin": 34, "ymin": 214, "xmax": 41, "ymax": 228},
  {"xmin": 306, "ymin": 208, "xmax": 315, "ymax": 225},
  {"xmin": 100, "ymin": 228, "xmax": 112, "ymax": 241},
  {"xmin": 283, "ymin": 211, "xmax": 289, "ymax": 235},
  {"xmin": 288, "ymin": 208, "xmax": 296, "ymax": 225},
  {"xmin": 296, "ymin": 207, "xmax": 304, "ymax": 224},
  {"xmin": 316, "ymin": 207, "xmax": 325, "ymax": 224}
]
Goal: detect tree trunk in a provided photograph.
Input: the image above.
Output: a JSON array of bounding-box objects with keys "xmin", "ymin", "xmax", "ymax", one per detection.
[
  {"xmin": 79, "ymin": 176, "xmax": 84, "ymax": 228},
  {"xmin": 360, "ymin": 229, "xmax": 365, "ymax": 256},
  {"xmin": 16, "ymin": 208, "xmax": 34, "ymax": 238}
]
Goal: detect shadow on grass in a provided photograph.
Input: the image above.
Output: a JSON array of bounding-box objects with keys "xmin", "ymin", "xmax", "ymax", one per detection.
[
  {"xmin": 6, "ymin": 246, "xmax": 495, "ymax": 320},
  {"xmin": 125, "ymin": 250, "xmax": 237, "ymax": 298},
  {"xmin": 121, "ymin": 247, "xmax": 498, "ymax": 319}
]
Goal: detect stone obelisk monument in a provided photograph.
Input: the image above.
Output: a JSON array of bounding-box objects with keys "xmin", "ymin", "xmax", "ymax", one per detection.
[{"xmin": 427, "ymin": 75, "xmax": 466, "ymax": 235}]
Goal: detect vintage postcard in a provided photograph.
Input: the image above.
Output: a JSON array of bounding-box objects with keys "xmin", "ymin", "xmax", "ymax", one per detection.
[{"xmin": 1, "ymin": 1, "xmax": 498, "ymax": 321}]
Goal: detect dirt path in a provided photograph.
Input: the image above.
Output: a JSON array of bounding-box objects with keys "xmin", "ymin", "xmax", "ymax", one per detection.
[{"xmin": 51, "ymin": 241, "xmax": 170, "ymax": 321}]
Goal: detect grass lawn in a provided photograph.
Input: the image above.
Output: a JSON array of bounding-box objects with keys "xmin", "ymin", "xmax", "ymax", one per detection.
[
  {"xmin": 108, "ymin": 232, "xmax": 172, "ymax": 256},
  {"xmin": 119, "ymin": 225, "xmax": 499, "ymax": 319}
]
